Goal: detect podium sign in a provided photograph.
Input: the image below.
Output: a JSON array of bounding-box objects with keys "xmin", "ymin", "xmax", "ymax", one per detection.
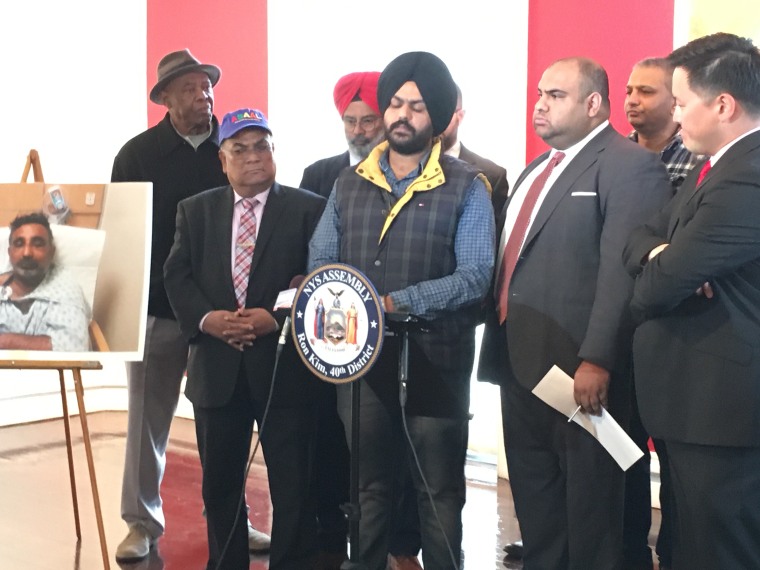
[{"xmin": 291, "ymin": 263, "xmax": 384, "ymax": 384}]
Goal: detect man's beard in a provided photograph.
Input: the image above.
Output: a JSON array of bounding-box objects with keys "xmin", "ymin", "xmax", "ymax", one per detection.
[
  {"xmin": 13, "ymin": 259, "xmax": 48, "ymax": 288},
  {"xmin": 386, "ymin": 120, "xmax": 433, "ymax": 155},
  {"xmin": 347, "ymin": 130, "xmax": 385, "ymax": 160}
]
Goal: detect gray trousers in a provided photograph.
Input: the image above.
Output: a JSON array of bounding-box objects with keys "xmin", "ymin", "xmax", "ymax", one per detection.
[{"xmin": 121, "ymin": 316, "xmax": 188, "ymax": 538}]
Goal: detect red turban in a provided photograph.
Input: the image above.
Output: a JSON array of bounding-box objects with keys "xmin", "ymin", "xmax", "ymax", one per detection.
[{"xmin": 333, "ymin": 72, "xmax": 381, "ymax": 117}]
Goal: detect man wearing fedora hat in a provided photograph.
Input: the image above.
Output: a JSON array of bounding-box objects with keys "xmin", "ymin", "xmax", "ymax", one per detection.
[{"xmin": 111, "ymin": 49, "xmax": 271, "ymax": 562}]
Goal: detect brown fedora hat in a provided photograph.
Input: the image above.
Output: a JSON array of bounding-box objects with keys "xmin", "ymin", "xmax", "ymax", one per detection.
[{"xmin": 149, "ymin": 48, "xmax": 221, "ymax": 104}]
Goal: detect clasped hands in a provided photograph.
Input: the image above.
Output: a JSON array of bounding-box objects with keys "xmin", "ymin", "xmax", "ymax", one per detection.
[{"xmin": 204, "ymin": 308, "xmax": 277, "ymax": 351}]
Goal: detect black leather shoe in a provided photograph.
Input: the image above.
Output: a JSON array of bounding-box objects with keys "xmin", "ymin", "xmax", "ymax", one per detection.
[{"xmin": 503, "ymin": 540, "xmax": 523, "ymax": 560}]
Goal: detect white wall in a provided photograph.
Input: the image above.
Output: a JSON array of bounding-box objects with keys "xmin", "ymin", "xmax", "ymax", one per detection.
[
  {"xmin": 0, "ymin": 1, "xmax": 147, "ymax": 183},
  {"xmin": 268, "ymin": 0, "xmax": 529, "ymax": 193},
  {"xmin": 0, "ymin": 0, "xmax": 148, "ymax": 425}
]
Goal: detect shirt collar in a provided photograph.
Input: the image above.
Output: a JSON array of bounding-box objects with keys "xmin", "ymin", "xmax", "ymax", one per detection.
[
  {"xmin": 709, "ymin": 125, "xmax": 760, "ymax": 166},
  {"xmin": 378, "ymin": 147, "xmax": 431, "ymax": 184},
  {"xmin": 552, "ymin": 120, "xmax": 609, "ymax": 162},
  {"xmin": 628, "ymin": 127, "xmax": 684, "ymax": 154},
  {"xmin": 233, "ymin": 187, "xmax": 271, "ymax": 208},
  {"xmin": 155, "ymin": 113, "xmax": 220, "ymax": 156}
]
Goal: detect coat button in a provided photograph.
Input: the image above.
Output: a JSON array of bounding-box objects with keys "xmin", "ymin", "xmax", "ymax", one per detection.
[{"xmin": 374, "ymin": 260, "xmax": 381, "ymax": 266}]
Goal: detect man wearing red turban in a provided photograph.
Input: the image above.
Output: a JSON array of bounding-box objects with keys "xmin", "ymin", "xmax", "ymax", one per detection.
[{"xmin": 300, "ymin": 71, "xmax": 384, "ymax": 198}]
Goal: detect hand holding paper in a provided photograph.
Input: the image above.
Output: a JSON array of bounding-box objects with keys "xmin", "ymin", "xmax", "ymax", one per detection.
[{"xmin": 532, "ymin": 365, "xmax": 644, "ymax": 470}]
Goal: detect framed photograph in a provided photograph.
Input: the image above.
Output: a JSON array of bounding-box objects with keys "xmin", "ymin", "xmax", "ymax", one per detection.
[{"xmin": 0, "ymin": 182, "xmax": 152, "ymax": 362}]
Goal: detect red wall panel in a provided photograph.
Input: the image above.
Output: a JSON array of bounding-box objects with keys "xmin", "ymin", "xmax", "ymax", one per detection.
[
  {"xmin": 525, "ymin": 0, "xmax": 674, "ymax": 161},
  {"xmin": 147, "ymin": 0, "xmax": 268, "ymax": 128}
]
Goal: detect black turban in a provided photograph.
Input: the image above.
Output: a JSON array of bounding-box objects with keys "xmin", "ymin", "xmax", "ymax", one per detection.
[{"xmin": 377, "ymin": 51, "xmax": 457, "ymax": 137}]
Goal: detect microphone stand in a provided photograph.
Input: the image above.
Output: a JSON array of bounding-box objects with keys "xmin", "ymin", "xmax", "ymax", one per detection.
[
  {"xmin": 341, "ymin": 379, "xmax": 365, "ymax": 570},
  {"xmin": 340, "ymin": 312, "xmax": 420, "ymax": 570},
  {"xmin": 386, "ymin": 312, "xmax": 420, "ymax": 409}
]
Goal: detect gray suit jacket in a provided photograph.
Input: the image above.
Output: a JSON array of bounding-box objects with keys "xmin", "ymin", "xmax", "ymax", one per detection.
[
  {"xmin": 163, "ymin": 182, "xmax": 326, "ymax": 408},
  {"xmin": 478, "ymin": 125, "xmax": 671, "ymax": 406}
]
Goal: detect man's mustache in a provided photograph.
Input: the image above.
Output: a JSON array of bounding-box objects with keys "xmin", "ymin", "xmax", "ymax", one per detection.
[
  {"xmin": 388, "ymin": 119, "xmax": 415, "ymax": 135},
  {"xmin": 16, "ymin": 258, "xmax": 40, "ymax": 270},
  {"xmin": 351, "ymin": 134, "xmax": 371, "ymax": 146}
]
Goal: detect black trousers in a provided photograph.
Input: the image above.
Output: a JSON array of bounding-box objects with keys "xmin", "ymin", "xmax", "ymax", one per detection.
[
  {"xmin": 194, "ymin": 366, "xmax": 317, "ymax": 570},
  {"xmin": 312, "ymin": 382, "xmax": 350, "ymax": 553},
  {"xmin": 667, "ymin": 440, "xmax": 760, "ymax": 570},
  {"xmin": 502, "ymin": 379, "xmax": 625, "ymax": 570}
]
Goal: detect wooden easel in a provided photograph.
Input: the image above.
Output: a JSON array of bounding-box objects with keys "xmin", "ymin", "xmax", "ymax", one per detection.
[
  {"xmin": 1, "ymin": 151, "xmax": 111, "ymax": 569},
  {"xmin": 20, "ymin": 149, "xmax": 44, "ymax": 183}
]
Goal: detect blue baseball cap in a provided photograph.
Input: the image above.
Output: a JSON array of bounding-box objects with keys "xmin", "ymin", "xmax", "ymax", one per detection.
[{"xmin": 218, "ymin": 108, "xmax": 272, "ymax": 145}]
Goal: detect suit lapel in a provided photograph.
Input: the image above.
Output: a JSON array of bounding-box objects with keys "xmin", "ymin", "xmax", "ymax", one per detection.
[
  {"xmin": 672, "ymin": 131, "xmax": 760, "ymax": 237},
  {"xmin": 523, "ymin": 128, "xmax": 610, "ymax": 249},
  {"xmin": 212, "ymin": 186, "xmax": 236, "ymax": 300},
  {"xmin": 249, "ymin": 182, "xmax": 287, "ymax": 279},
  {"xmin": 459, "ymin": 144, "xmax": 474, "ymax": 164},
  {"xmin": 507, "ymin": 153, "xmax": 547, "ymax": 203},
  {"xmin": 692, "ymin": 131, "xmax": 760, "ymax": 197}
]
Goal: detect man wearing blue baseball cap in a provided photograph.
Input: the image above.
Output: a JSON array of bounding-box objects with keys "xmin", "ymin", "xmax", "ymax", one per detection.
[{"xmin": 164, "ymin": 108, "xmax": 326, "ymax": 570}]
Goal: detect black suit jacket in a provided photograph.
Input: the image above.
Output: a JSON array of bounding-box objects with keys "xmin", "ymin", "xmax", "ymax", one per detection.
[
  {"xmin": 164, "ymin": 182, "xmax": 326, "ymax": 408},
  {"xmin": 459, "ymin": 144, "xmax": 510, "ymax": 216},
  {"xmin": 299, "ymin": 151, "xmax": 351, "ymax": 198},
  {"xmin": 624, "ymin": 130, "xmax": 760, "ymax": 447},
  {"xmin": 479, "ymin": 125, "xmax": 671, "ymax": 408}
]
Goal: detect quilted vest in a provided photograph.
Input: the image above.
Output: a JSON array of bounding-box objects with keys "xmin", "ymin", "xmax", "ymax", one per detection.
[{"xmin": 333, "ymin": 153, "xmax": 481, "ymax": 417}]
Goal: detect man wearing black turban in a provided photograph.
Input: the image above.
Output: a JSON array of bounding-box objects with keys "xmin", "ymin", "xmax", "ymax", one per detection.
[{"xmin": 309, "ymin": 51, "xmax": 495, "ymax": 570}]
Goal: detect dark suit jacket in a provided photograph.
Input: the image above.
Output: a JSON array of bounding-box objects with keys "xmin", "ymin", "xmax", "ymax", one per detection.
[
  {"xmin": 164, "ymin": 182, "xmax": 326, "ymax": 408},
  {"xmin": 299, "ymin": 151, "xmax": 351, "ymax": 198},
  {"xmin": 459, "ymin": 144, "xmax": 510, "ymax": 216},
  {"xmin": 479, "ymin": 125, "xmax": 671, "ymax": 408},
  {"xmin": 624, "ymin": 131, "xmax": 760, "ymax": 447}
]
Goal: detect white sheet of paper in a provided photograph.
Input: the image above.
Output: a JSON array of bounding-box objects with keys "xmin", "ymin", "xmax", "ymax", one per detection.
[
  {"xmin": 273, "ymin": 287, "xmax": 297, "ymax": 310},
  {"xmin": 531, "ymin": 365, "xmax": 644, "ymax": 471}
]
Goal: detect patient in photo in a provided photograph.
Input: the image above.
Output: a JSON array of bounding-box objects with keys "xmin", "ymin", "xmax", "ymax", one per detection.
[{"xmin": 0, "ymin": 212, "xmax": 90, "ymax": 351}]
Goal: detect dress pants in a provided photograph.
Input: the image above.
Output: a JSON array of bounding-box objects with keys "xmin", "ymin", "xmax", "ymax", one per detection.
[
  {"xmin": 667, "ymin": 440, "xmax": 760, "ymax": 570},
  {"xmin": 624, "ymin": 383, "xmax": 672, "ymax": 569},
  {"xmin": 336, "ymin": 349, "xmax": 467, "ymax": 570},
  {"xmin": 121, "ymin": 316, "xmax": 188, "ymax": 539},
  {"xmin": 312, "ymin": 381, "xmax": 350, "ymax": 554},
  {"xmin": 194, "ymin": 364, "xmax": 317, "ymax": 570},
  {"xmin": 502, "ymin": 378, "xmax": 625, "ymax": 570},
  {"xmin": 388, "ymin": 459, "xmax": 422, "ymax": 557}
]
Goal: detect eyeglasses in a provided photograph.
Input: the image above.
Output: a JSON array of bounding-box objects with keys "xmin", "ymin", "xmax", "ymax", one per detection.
[
  {"xmin": 225, "ymin": 139, "xmax": 273, "ymax": 159},
  {"xmin": 343, "ymin": 116, "xmax": 380, "ymax": 130}
]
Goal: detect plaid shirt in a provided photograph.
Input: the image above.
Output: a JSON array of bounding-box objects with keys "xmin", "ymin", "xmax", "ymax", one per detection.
[{"xmin": 629, "ymin": 129, "xmax": 700, "ymax": 191}]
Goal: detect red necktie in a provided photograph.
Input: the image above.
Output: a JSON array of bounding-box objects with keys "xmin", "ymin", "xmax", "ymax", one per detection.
[
  {"xmin": 233, "ymin": 198, "xmax": 257, "ymax": 308},
  {"xmin": 495, "ymin": 151, "xmax": 565, "ymax": 324},
  {"xmin": 696, "ymin": 160, "xmax": 712, "ymax": 186}
]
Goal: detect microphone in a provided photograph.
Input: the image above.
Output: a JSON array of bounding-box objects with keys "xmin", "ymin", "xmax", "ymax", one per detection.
[
  {"xmin": 278, "ymin": 316, "xmax": 292, "ymax": 347},
  {"xmin": 289, "ymin": 275, "xmax": 305, "ymax": 289}
]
